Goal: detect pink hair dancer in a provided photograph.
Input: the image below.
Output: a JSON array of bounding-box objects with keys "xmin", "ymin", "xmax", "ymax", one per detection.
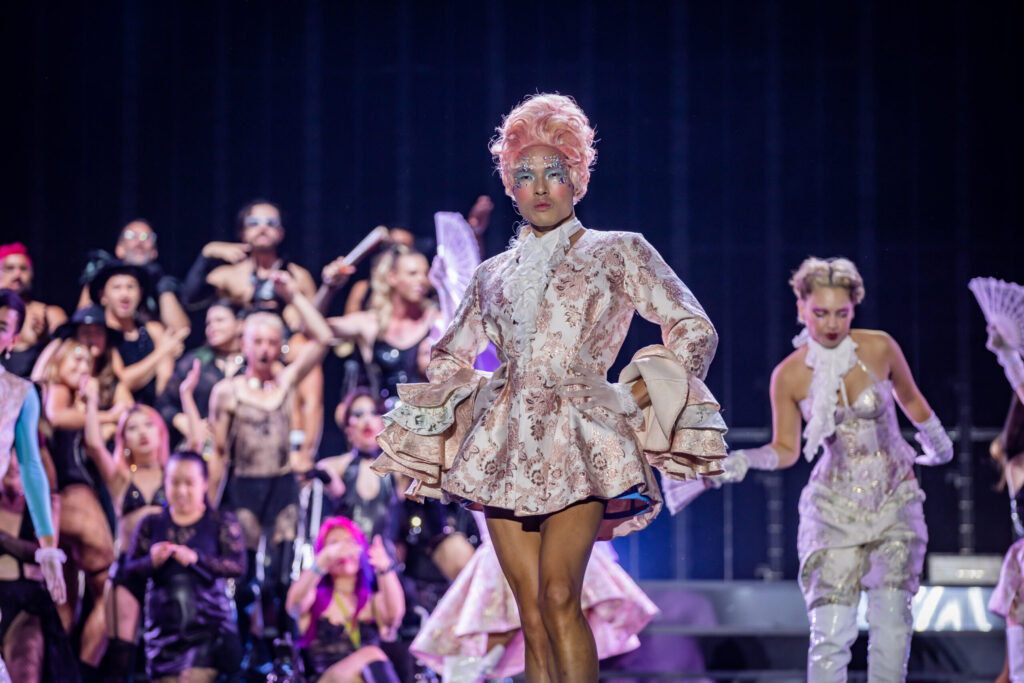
[{"xmin": 373, "ymin": 93, "xmax": 726, "ymax": 682}]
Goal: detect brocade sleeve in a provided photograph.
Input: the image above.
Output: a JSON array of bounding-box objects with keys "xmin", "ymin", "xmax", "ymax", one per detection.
[
  {"xmin": 425, "ymin": 266, "xmax": 491, "ymax": 383},
  {"xmin": 620, "ymin": 233, "xmax": 717, "ymax": 380}
]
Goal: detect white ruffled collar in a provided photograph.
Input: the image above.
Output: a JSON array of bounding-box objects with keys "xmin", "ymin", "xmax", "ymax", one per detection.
[
  {"xmin": 503, "ymin": 218, "xmax": 583, "ymax": 358},
  {"xmin": 796, "ymin": 330, "xmax": 858, "ymax": 461}
]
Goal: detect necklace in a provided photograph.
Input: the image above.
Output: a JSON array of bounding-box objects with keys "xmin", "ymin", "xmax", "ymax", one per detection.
[{"xmin": 331, "ymin": 590, "xmax": 361, "ymax": 650}]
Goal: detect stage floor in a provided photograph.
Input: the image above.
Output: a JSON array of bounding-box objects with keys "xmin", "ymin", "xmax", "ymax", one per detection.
[{"xmin": 586, "ymin": 581, "xmax": 1004, "ymax": 681}]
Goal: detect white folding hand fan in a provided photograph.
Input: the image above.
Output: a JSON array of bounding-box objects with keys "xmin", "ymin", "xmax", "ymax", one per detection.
[{"xmin": 969, "ymin": 277, "xmax": 1024, "ymax": 351}]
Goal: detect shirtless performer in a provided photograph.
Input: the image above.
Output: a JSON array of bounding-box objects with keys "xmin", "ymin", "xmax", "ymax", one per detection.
[
  {"xmin": 186, "ymin": 200, "xmax": 323, "ymax": 472},
  {"xmin": 208, "ymin": 272, "xmax": 332, "ymax": 557},
  {"xmin": 0, "ymin": 244, "xmax": 67, "ymax": 378}
]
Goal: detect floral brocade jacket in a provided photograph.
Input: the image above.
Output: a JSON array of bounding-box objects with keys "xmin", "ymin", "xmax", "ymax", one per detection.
[{"xmin": 374, "ymin": 227, "xmax": 727, "ymax": 539}]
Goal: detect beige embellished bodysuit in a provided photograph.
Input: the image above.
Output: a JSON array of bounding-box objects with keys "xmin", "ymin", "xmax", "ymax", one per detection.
[{"xmin": 796, "ymin": 360, "xmax": 927, "ymax": 609}]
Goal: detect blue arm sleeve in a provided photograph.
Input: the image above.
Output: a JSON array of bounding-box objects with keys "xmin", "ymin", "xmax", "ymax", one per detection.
[{"xmin": 14, "ymin": 389, "xmax": 56, "ymax": 537}]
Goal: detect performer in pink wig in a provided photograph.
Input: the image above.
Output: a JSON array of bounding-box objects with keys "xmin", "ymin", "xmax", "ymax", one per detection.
[{"xmin": 373, "ymin": 93, "xmax": 726, "ymax": 682}]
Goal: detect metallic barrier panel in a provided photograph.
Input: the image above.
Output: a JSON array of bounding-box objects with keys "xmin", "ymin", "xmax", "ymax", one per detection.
[
  {"xmin": 638, "ymin": 581, "xmax": 1003, "ymax": 634},
  {"xmin": 927, "ymin": 553, "xmax": 1003, "ymax": 585}
]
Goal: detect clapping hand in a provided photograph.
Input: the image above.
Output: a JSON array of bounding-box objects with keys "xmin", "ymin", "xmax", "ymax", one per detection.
[
  {"xmin": 180, "ymin": 358, "xmax": 201, "ymax": 397},
  {"xmin": 367, "ymin": 535, "xmax": 393, "ymax": 574},
  {"xmin": 150, "ymin": 541, "xmax": 175, "ymax": 567}
]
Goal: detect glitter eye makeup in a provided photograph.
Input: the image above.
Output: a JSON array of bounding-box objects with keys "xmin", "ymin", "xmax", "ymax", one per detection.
[
  {"xmin": 513, "ymin": 155, "xmax": 570, "ymax": 189},
  {"xmin": 513, "ymin": 159, "xmax": 536, "ymax": 190}
]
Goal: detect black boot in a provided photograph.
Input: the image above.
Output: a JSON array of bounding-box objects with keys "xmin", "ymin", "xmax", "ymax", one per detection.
[{"xmin": 361, "ymin": 659, "xmax": 401, "ymax": 683}]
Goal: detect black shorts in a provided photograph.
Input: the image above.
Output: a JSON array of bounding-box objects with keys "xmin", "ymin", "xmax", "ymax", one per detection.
[
  {"xmin": 224, "ymin": 472, "xmax": 298, "ymax": 529},
  {"xmin": 110, "ymin": 552, "xmax": 147, "ymax": 605}
]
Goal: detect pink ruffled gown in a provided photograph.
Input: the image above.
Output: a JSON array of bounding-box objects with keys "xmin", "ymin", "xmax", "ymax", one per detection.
[{"xmin": 410, "ymin": 510, "xmax": 658, "ymax": 678}]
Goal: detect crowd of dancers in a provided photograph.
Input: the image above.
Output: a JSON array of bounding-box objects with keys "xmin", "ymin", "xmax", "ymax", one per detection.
[{"xmin": 0, "ymin": 92, "xmax": 1022, "ymax": 683}]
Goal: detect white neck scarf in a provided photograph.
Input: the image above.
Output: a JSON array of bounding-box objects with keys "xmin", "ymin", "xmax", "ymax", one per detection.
[
  {"xmin": 503, "ymin": 218, "xmax": 582, "ymax": 358},
  {"xmin": 798, "ymin": 331, "xmax": 858, "ymax": 461}
]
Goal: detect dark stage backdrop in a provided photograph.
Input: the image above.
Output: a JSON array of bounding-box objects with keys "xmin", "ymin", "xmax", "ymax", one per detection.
[{"xmin": 3, "ymin": 0, "xmax": 1021, "ymax": 580}]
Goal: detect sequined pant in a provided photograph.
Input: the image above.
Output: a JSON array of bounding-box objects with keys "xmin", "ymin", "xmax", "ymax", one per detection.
[{"xmin": 798, "ymin": 478, "xmax": 927, "ymax": 610}]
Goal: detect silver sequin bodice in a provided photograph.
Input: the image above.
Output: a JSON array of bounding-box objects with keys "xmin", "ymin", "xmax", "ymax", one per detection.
[{"xmin": 800, "ymin": 378, "xmax": 915, "ymax": 513}]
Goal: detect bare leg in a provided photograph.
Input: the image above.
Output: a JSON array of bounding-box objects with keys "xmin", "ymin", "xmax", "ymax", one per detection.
[
  {"xmin": 487, "ymin": 514, "xmax": 548, "ymax": 682},
  {"xmin": 538, "ymin": 498, "xmax": 605, "ymax": 683},
  {"xmin": 59, "ymin": 484, "xmax": 114, "ymax": 666},
  {"xmin": 485, "ymin": 629, "xmax": 518, "ymax": 652},
  {"xmin": 3, "ymin": 611, "xmax": 43, "ymax": 683},
  {"xmin": 155, "ymin": 668, "xmax": 218, "ymax": 683},
  {"xmin": 319, "ymin": 645, "xmax": 390, "ymax": 682},
  {"xmin": 103, "ymin": 582, "xmax": 140, "ymax": 641}
]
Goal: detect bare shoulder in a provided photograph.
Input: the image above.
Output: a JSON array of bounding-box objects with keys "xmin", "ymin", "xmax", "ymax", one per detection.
[
  {"xmin": 772, "ymin": 346, "xmax": 810, "ymax": 394},
  {"xmin": 210, "ymin": 377, "xmax": 237, "ymax": 411},
  {"xmin": 850, "ymin": 328, "xmax": 895, "ymax": 362}
]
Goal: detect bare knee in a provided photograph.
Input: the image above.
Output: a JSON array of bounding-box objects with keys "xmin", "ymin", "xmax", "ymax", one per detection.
[
  {"xmin": 519, "ymin": 601, "xmax": 546, "ymax": 641},
  {"xmin": 539, "ymin": 576, "xmax": 580, "ymax": 625}
]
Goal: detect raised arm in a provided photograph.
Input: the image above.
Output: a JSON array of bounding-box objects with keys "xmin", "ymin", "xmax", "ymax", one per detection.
[
  {"xmin": 178, "ymin": 358, "xmax": 205, "ymax": 452},
  {"xmin": 82, "ymin": 378, "xmax": 124, "ymax": 488},
  {"xmin": 620, "ymin": 234, "xmax": 717, "ymax": 380},
  {"xmin": 207, "ymin": 378, "xmax": 235, "ymax": 498},
  {"xmin": 367, "ymin": 534, "xmax": 404, "ymax": 632},
  {"xmin": 273, "ymin": 272, "xmax": 332, "ymax": 389},
  {"xmin": 312, "ymin": 257, "xmax": 356, "ymax": 314}
]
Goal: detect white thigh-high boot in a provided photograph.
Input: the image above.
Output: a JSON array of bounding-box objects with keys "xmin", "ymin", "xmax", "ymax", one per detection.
[
  {"xmin": 866, "ymin": 589, "xmax": 913, "ymax": 682},
  {"xmin": 808, "ymin": 604, "xmax": 858, "ymax": 683},
  {"xmin": 1008, "ymin": 625, "xmax": 1024, "ymax": 683}
]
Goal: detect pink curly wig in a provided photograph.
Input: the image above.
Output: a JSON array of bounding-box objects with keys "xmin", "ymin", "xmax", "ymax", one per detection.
[{"xmin": 489, "ymin": 93, "xmax": 597, "ymax": 203}]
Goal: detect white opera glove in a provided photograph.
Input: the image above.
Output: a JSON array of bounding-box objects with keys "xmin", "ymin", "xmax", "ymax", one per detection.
[
  {"xmin": 35, "ymin": 546, "xmax": 68, "ymax": 605},
  {"xmin": 987, "ymin": 326, "xmax": 1024, "ymax": 389},
  {"xmin": 706, "ymin": 446, "xmax": 779, "ymax": 489},
  {"xmin": 912, "ymin": 413, "xmax": 954, "ymax": 466},
  {"xmin": 558, "ymin": 376, "xmax": 642, "ymax": 425}
]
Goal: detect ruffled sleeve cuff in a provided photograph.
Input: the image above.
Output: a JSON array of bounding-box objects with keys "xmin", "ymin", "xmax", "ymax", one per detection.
[
  {"xmin": 372, "ymin": 367, "xmax": 488, "ymax": 500},
  {"xmin": 618, "ymin": 345, "xmax": 728, "ymax": 481}
]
